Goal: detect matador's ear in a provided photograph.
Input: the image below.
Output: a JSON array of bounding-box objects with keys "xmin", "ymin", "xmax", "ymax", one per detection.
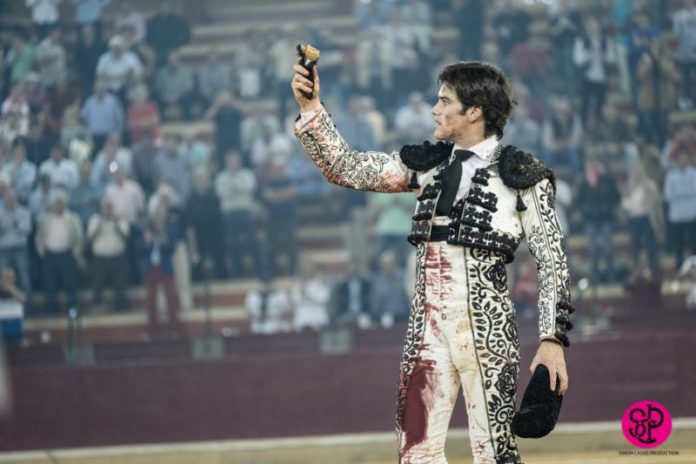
[{"xmin": 511, "ymin": 364, "xmax": 563, "ymax": 438}]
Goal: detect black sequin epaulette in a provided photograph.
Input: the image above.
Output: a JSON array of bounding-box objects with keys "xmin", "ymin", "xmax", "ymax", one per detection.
[
  {"xmin": 498, "ymin": 145, "xmax": 556, "ymax": 193},
  {"xmin": 398, "ymin": 140, "xmax": 453, "ymax": 172}
]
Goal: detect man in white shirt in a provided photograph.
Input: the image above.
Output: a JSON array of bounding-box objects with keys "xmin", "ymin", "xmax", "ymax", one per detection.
[
  {"xmin": 664, "ymin": 152, "xmax": 696, "ymax": 269},
  {"xmin": 39, "ymin": 144, "xmax": 78, "ymax": 191},
  {"xmin": 96, "ymin": 35, "xmax": 143, "ymax": 94},
  {"xmin": 292, "ymin": 59, "xmax": 573, "ymax": 464}
]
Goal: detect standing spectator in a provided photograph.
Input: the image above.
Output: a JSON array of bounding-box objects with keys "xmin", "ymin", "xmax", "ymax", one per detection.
[
  {"xmin": 205, "ymin": 90, "xmax": 242, "ymax": 166},
  {"xmin": 663, "ymin": 151, "xmax": 696, "ymax": 269},
  {"xmin": 153, "ymin": 133, "xmax": 191, "ymax": 200},
  {"xmin": 75, "ymin": 23, "xmax": 107, "ymax": 97},
  {"xmin": 291, "ymin": 258, "xmax": 330, "ymax": 331},
  {"xmin": 142, "ymin": 200, "xmax": 182, "ymax": 336},
  {"xmin": 0, "ymin": 190, "xmax": 32, "ymax": 294},
  {"xmin": 369, "ymin": 192, "xmax": 413, "ymax": 268},
  {"xmin": 96, "ymin": 35, "xmax": 143, "ymax": 99},
  {"xmin": 145, "ymin": 1, "xmax": 191, "ymax": 65},
  {"xmin": 576, "ymin": 159, "xmax": 620, "ymax": 283},
  {"xmin": 178, "ymin": 133, "xmax": 211, "ymax": 169},
  {"xmin": 2, "ymin": 138, "xmax": 37, "ymax": 203},
  {"xmin": 215, "ymin": 151, "xmax": 260, "ymax": 278},
  {"xmin": 153, "ymin": 52, "xmax": 194, "ymax": 121},
  {"xmin": 90, "ymin": 132, "xmax": 132, "ymax": 192},
  {"xmin": 70, "ymin": 0, "xmax": 110, "ymax": 35},
  {"xmin": 573, "ymin": 16, "xmax": 616, "ymax": 127},
  {"xmin": 26, "ymin": 0, "xmax": 61, "ymax": 38},
  {"xmin": 69, "ymin": 162, "xmax": 100, "ymax": 227},
  {"xmin": 39, "ymin": 144, "xmax": 78, "ymax": 191},
  {"xmin": 185, "ymin": 167, "xmax": 226, "ymax": 281},
  {"xmin": 541, "ymin": 96, "xmax": 583, "ymax": 171},
  {"xmin": 197, "ymin": 47, "xmax": 232, "ymax": 104},
  {"xmin": 249, "ymin": 123, "xmax": 293, "ymax": 169},
  {"xmin": 80, "ymin": 80, "xmax": 124, "ymax": 155},
  {"xmin": 621, "ymin": 160, "xmax": 663, "ymax": 281},
  {"xmin": 548, "ymin": 1, "xmax": 581, "ymax": 88},
  {"xmin": 34, "ymin": 29, "xmax": 66, "ymax": 87},
  {"xmin": 636, "ymin": 39, "xmax": 680, "ymax": 148},
  {"xmin": 126, "ymin": 84, "xmax": 160, "ymax": 145},
  {"xmin": 329, "ymin": 262, "xmax": 372, "ymax": 328},
  {"xmin": 370, "ymin": 250, "xmax": 409, "ymax": 326},
  {"xmin": 35, "ymin": 191, "xmax": 83, "ymax": 314},
  {"xmin": 0, "ymin": 266, "xmax": 26, "ymax": 345},
  {"xmin": 673, "ymin": 0, "xmax": 696, "ymax": 108},
  {"xmin": 2, "ymin": 85, "xmax": 30, "ymax": 138},
  {"xmin": 5, "ymin": 33, "xmax": 36, "ymax": 87},
  {"xmin": 103, "ymin": 165, "xmax": 144, "ymax": 225},
  {"xmin": 245, "ymin": 276, "xmax": 292, "ymax": 334},
  {"xmin": 28, "ymin": 173, "xmax": 54, "ymax": 225},
  {"xmin": 260, "ymin": 157, "xmax": 298, "ymax": 277},
  {"xmin": 510, "ymin": 33, "xmax": 549, "ymax": 97},
  {"xmin": 87, "ymin": 198, "xmax": 129, "ymax": 310},
  {"xmin": 43, "ymin": 74, "xmax": 80, "ymax": 139}
]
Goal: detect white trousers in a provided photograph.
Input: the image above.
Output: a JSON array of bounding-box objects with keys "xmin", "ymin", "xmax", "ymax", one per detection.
[{"xmin": 397, "ymin": 242, "xmax": 522, "ymax": 464}]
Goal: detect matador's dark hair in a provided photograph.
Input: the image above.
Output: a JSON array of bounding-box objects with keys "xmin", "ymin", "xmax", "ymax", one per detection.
[{"xmin": 438, "ymin": 61, "xmax": 513, "ymax": 139}]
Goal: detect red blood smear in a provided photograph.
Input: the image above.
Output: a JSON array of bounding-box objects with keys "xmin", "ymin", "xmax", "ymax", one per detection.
[{"xmin": 400, "ymin": 357, "xmax": 437, "ymax": 457}]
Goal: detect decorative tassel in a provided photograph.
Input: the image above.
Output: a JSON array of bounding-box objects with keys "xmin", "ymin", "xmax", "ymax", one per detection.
[
  {"xmin": 408, "ymin": 172, "xmax": 420, "ymax": 189},
  {"xmin": 516, "ymin": 191, "xmax": 527, "ymax": 211}
]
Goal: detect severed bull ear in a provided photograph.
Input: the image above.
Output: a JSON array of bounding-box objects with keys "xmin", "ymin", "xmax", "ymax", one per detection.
[{"xmin": 296, "ymin": 44, "xmax": 321, "ymax": 100}]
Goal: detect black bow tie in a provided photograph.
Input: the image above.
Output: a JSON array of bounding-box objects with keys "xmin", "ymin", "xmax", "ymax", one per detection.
[{"xmin": 435, "ymin": 149, "xmax": 476, "ymax": 216}]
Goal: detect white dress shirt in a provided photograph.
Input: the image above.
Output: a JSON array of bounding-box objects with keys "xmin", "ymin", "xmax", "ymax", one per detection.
[{"xmin": 453, "ymin": 135, "xmax": 499, "ymax": 202}]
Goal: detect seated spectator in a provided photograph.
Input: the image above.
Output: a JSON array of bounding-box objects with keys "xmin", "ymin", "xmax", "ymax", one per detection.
[
  {"xmin": 214, "ymin": 151, "xmax": 260, "ymax": 278},
  {"xmin": 245, "ymin": 276, "xmax": 292, "ymax": 334},
  {"xmin": 34, "ymin": 28, "xmax": 66, "ymax": 88},
  {"xmin": 197, "ymin": 46, "xmax": 232, "ymax": 104},
  {"xmin": 185, "ymin": 167, "xmax": 226, "ymax": 281},
  {"xmin": 154, "ymin": 51, "xmax": 194, "ymax": 121},
  {"xmin": 179, "ymin": 133, "xmax": 211, "ymax": 169},
  {"xmin": 96, "ymin": 35, "xmax": 143, "ymax": 98},
  {"xmin": 113, "ymin": 0, "xmax": 146, "ymax": 45},
  {"xmin": 541, "ymin": 96, "xmax": 583, "ymax": 171},
  {"xmin": 329, "ymin": 262, "xmax": 372, "ymax": 328},
  {"xmin": 35, "ymin": 191, "xmax": 83, "ymax": 314},
  {"xmin": 153, "ymin": 133, "xmax": 191, "ymax": 200},
  {"xmin": 370, "ymin": 250, "xmax": 409, "ymax": 327},
  {"xmin": 126, "ymin": 84, "xmax": 160, "ymax": 145},
  {"xmin": 39, "ymin": 144, "xmax": 78, "ymax": 191},
  {"xmin": 673, "ymin": 0, "xmax": 696, "ymax": 108},
  {"xmin": 70, "ymin": 162, "xmax": 100, "ymax": 227},
  {"xmin": 0, "ymin": 190, "xmax": 32, "ymax": 295},
  {"xmin": 23, "ymin": 72, "xmax": 47, "ymax": 114},
  {"xmin": 80, "ymin": 80, "xmax": 125, "ymax": 156},
  {"xmin": 60, "ymin": 106, "xmax": 93, "ymax": 163},
  {"xmin": 87, "ymin": 198, "xmax": 129, "ymax": 310},
  {"xmin": 0, "ymin": 266, "xmax": 25, "ymax": 345},
  {"xmin": 90, "ymin": 132, "xmax": 133, "ymax": 192},
  {"xmin": 2, "ymin": 138, "xmax": 37, "ymax": 203},
  {"xmin": 26, "ymin": 0, "xmax": 61, "ymax": 38},
  {"xmin": 369, "ymin": 192, "xmax": 413, "ymax": 268},
  {"xmin": 142, "ymin": 200, "xmax": 182, "ymax": 337},
  {"xmin": 501, "ymin": 103, "xmax": 542, "ymax": 155},
  {"xmin": 260, "ymin": 157, "xmax": 298, "ymax": 277},
  {"xmin": 394, "ymin": 91, "xmax": 434, "ymax": 146},
  {"xmin": 291, "ymin": 258, "xmax": 330, "ymax": 331},
  {"xmin": 250, "ymin": 122, "xmax": 293, "ymax": 169},
  {"xmin": 131, "ymin": 134, "xmax": 158, "ymax": 194}
]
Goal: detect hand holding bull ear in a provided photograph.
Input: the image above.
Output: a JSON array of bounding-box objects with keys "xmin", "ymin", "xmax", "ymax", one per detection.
[{"xmin": 291, "ymin": 44, "xmax": 321, "ymax": 113}]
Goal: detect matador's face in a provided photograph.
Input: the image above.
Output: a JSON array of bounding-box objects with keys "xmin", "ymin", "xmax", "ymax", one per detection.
[{"xmin": 431, "ymin": 84, "xmax": 469, "ymax": 142}]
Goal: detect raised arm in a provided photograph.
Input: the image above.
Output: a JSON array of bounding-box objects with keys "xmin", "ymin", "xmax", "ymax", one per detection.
[{"xmin": 291, "ymin": 60, "xmax": 411, "ymax": 193}]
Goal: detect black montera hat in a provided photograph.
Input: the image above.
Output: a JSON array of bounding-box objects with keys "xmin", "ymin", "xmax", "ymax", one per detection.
[{"xmin": 511, "ymin": 364, "xmax": 564, "ymax": 438}]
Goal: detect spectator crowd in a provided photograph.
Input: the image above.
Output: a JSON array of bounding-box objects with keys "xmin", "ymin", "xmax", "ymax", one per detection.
[{"xmin": 1, "ymin": 0, "xmax": 696, "ymax": 339}]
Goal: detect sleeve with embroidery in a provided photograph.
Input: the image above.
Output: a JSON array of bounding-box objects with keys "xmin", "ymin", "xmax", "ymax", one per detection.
[
  {"xmin": 518, "ymin": 177, "xmax": 575, "ymax": 347},
  {"xmin": 294, "ymin": 106, "xmax": 411, "ymax": 193}
]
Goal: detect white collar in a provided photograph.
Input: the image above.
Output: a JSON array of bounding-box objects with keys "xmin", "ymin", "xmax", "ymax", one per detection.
[{"xmin": 453, "ymin": 135, "xmax": 499, "ymax": 162}]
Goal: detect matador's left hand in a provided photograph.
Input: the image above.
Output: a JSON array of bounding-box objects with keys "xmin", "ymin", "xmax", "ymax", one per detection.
[{"xmin": 530, "ymin": 340, "xmax": 568, "ymax": 395}]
